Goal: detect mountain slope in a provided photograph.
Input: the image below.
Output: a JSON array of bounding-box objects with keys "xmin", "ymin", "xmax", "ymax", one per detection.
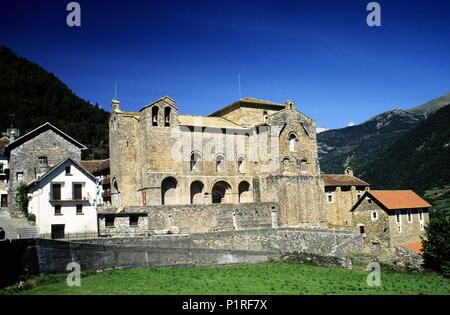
[
  {"xmin": 317, "ymin": 109, "xmax": 423, "ymax": 175},
  {"xmin": 361, "ymin": 104, "xmax": 450, "ymax": 195},
  {"xmin": 0, "ymin": 45, "xmax": 110, "ymax": 159},
  {"xmin": 407, "ymin": 92, "xmax": 450, "ymax": 117}
]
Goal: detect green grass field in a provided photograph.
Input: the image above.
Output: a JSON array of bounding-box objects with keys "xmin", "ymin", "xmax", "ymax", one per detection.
[{"xmin": 2, "ymin": 262, "xmax": 450, "ymax": 295}]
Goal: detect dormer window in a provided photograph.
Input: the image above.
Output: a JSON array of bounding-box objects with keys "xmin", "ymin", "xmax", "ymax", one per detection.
[{"xmin": 65, "ymin": 166, "xmax": 71, "ymax": 175}]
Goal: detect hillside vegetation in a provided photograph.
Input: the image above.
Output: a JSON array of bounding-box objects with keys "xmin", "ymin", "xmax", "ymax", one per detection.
[
  {"xmin": 317, "ymin": 109, "xmax": 423, "ymax": 175},
  {"xmin": 0, "ymin": 46, "xmax": 110, "ymax": 159},
  {"xmin": 362, "ymin": 104, "xmax": 450, "ymax": 202}
]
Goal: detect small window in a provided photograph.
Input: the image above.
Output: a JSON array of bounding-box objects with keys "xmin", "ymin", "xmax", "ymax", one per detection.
[
  {"xmin": 395, "ymin": 211, "xmax": 401, "ymax": 225},
  {"xmin": 16, "ymin": 171, "xmax": 24, "ymax": 182},
  {"xmin": 367, "ymin": 198, "xmax": 372, "ymax": 204},
  {"xmin": 418, "ymin": 209, "xmax": 424, "ymax": 222},
  {"xmin": 238, "ymin": 156, "xmax": 246, "ymax": 173},
  {"xmin": 130, "ymin": 215, "xmax": 139, "ymax": 226},
  {"xmin": 65, "ymin": 166, "xmax": 71, "ymax": 175},
  {"xmin": 420, "ymin": 222, "xmax": 424, "ymax": 231},
  {"xmin": 54, "ymin": 205, "xmax": 62, "ymax": 215},
  {"xmin": 105, "ymin": 216, "xmax": 115, "ymax": 227},
  {"xmin": 327, "ymin": 193, "xmax": 333, "ymax": 203},
  {"xmin": 359, "ymin": 225, "xmax": 365, "ymax": 235},
  {"xmin": 407, "ymin": 210, "xmax": 412, "ymax": 223},
  {"xmin": 38, "ymin": 156, "xmax": 48, "ymax": 164},
  {"xmin": 371, "ymin": 211, "xmax": 378, "ymax": 221},
  {"xmin": 0, "ymin": 163, "xmax": 4, "ymax": 173},
  {"xmin": 397, "ymin": 225, "xmax": 402, "ymax": 233},
  {"xmin": 76, "ymin": 204, "xmax": 83, "ymax": 215}
]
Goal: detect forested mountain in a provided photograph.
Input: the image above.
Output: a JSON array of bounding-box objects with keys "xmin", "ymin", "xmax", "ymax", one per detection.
[
  {"xmin": 317, "ymin": 109, "xmax": 423, "ymax": 175},
  {"xmin": 0, "ymin": 45, "xmax": 110, "ymax": 159}
]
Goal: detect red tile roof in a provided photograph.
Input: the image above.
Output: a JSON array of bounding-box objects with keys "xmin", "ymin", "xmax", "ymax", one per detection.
[
  {"xmin": 0, "ymin": 136, "xmax": 10, "ymax": 155},
  {"xmin": 401, "ymin": 241, "xmax": 423, "ymax": 254},
  {"xmin": 322, "ymin": 174, "xmax": 369, "ymax": 187},
  {"xmin": 81, "ymin": 159, "xmax": 110, "ymax": 174},
  {"xmin": 368, "ymin": 190, "xmax": 431, "ymax": 210}
]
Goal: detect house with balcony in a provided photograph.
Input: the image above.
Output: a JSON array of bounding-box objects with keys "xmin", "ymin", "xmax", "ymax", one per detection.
[{"xmin": 27, "ymin": 158, "xmax": 98, "ymax": 239}]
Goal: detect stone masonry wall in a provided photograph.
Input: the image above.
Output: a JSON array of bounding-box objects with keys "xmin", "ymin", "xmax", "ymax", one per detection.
[
  {"xmin": 145, "ymin": 202, "xmax": 278, "ymax": 233},
  {"xmin": 8, "ymin": 129, "xmax": 82, "ymax": 216}
]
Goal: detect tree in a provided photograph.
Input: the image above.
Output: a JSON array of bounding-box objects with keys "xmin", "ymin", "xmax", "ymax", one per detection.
[
  {"xmin": 422, "ymin": 210, "xmax": 450, "ymax": 277},
  {"xmin": 15, "ymin": 182, "xmax": 31, "ymax": 217}
]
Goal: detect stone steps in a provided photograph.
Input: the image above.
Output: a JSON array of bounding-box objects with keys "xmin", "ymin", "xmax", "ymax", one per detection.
[{"xmin": 0, "ymin": 209, "xmax": 37, "ymax": 239}]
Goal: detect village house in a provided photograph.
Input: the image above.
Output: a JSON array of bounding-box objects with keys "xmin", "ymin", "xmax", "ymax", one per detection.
[
  {"xmin": 3, "ymin": 122, "xmax": 87, "ymax": 218},
  {"xmin": 27, "ymin": 158, "xmax": 98, "ymax": 239},
  {"xmin": 351, "ymin": 190, "xmax": 432, "ymax": 253},
  {"xmin": 323, "ymin": 167, "xmax": 370, "ymax": 229}
]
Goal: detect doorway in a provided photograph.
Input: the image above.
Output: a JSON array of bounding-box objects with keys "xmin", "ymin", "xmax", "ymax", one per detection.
[
  {"xmin": 51, "ymin": 224, "xmax": 65, "ymax": 239},
  {"xmin": 0, "ymin": 194, "xmax": 7, "ymax": 208}
]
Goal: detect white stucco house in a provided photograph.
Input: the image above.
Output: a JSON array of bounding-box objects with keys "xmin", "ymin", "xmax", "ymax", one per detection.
[{"xmin": 27, "ymin": 158, "xmax": 98, "ymax": 239}]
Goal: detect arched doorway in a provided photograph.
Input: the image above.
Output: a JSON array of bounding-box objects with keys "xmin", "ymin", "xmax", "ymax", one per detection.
[
  {"xmin": 238, "ymin": 181, "xmax": 252, "ymax": 203},
  {"xmin": 190, "ymin": 181, "xmax": 204, "ymax": 204},
  {"xmin": 161, "ymin": 177, "xmax": 178, "ymax": 205},
  {"xmin": 211, "ymin": 180, "xmax": 232, "ymax": 204}
]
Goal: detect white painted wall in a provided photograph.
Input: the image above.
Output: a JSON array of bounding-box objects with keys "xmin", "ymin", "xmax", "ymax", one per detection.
[{"xmin": 28, "ymin": 160, "xmax": 98, "ymax": 236}]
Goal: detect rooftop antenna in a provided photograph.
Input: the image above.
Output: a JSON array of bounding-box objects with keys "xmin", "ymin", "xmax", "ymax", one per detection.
[{"xmin": 238, "ymin": 74, "xmax": 242, "ymax": 100}]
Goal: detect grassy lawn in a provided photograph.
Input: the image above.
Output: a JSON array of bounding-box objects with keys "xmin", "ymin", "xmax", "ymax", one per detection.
[{"xmin": 2, "ymin": 262, "xmax": 450, "ymax": 295}]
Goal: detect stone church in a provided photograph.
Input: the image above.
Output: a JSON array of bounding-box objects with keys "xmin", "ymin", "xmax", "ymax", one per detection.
[{"xmin": 109, "ymin": 96, "xmax": 326, "ymax": 227}]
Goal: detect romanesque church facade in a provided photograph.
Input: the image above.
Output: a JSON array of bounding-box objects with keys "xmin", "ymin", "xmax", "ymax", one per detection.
[{"xmin": 109, "ymin": 96, "xmax": 326, "ymax": 227}]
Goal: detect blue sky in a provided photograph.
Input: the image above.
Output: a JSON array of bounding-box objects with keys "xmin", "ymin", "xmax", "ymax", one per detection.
[{"xmin": 1, "ymin": 0, "xmax": 450, "ymax": 129}]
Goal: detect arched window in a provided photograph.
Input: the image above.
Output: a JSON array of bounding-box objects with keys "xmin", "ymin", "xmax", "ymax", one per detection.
[
  {"xmin": 238, "ymin": 181, "xmax": 252, "ymax": 203},
  {"xmin": 299, "ymin": 159, "xmax": 308, "ymax": 172},
  {"xmin": 281, "ymin": 157, "xmax": 290, "ymax": 173},
  {"xmin": 164, "ymin": 107, "xmax": 171, "ymax": 127},
  {"xmin": 211, "ymin": 180, "xmax": 232, "ymax": 204},
  {"xmin": 288, "ymin": 133, "xmax": 297, "ymax": 152},
  {"xmin": 237, "ymin": 156, "xmax": 246, "ymax": 173},
  {"xmin": 190, "ymin": 152, "xmax": 201, "ymax": 171},
  {"xmin": 190, "ymin": 181, "xmax": 204, "ymax": 204},
  {"xmin": 161, "ymin": 177, "xmax": 177, "ymax": 205},
  {"xmin": 152, "ymin": 106, "xmax": 159, "ymax": 126},
  {"xmin": 112, "ymin": 177, "xmax": 119, "ymax": 194},
  {"xmin": 215, "ymin": 154, "xmax": 225, "ymax": 172}
]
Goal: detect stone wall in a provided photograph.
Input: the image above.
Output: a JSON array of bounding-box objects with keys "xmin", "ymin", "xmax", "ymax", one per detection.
[
  {"xmin": 8, "ymin": 129, "xmax": 82, "ymax": 216},
  {"xmin": 259, "ymin": 175, "xmax": 325, "ymax": 226},
  {"xmin": 145, "ymin": 202, "xmax": 277, "ymax": 234},
  {"xmin": 98, "ymin": 214, "xmax": 149, "ymax": 237}
]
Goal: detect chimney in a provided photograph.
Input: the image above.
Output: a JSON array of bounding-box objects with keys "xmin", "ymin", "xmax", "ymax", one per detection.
[{"xmin": 37, "ymin": 156, "xmax": 49, "ymax": 177}]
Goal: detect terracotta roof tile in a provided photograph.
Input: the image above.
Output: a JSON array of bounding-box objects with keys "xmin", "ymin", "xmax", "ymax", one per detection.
[
  {"xmin": 368, "ymin": 190, "xmax": 432, "ymax": 210},
  {"xmin": 0, "ymin": 136, "xmax": 10, "ymax": 155},
  {"xmin": 401, "ymin": 241, "xmax": 423, "ymax": 254},
  {"xmin": 81, "ymin": 159, "xmax": 110, "ymax": 174},
  {"xmin": 322, "ymin": 174, "xmax": 369, "ymax": 187}
]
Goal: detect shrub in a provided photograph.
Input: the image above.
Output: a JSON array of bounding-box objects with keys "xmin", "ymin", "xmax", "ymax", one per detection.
[
  {"xmin": 15, "ymin": 181, "xmax": 31, "ymax": 216},
  {"xmin": 422, "ymin": 211, "xmax": 450, "ymax": 277}
]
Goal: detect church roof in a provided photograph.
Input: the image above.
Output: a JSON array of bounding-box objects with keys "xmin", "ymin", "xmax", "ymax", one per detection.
[
  {"xmin": 322, "ymin": 174, "xmax": 369, "ymax": 187},
  {"xmin": 178, "ymin": 115, "xmax": 245, "ymax": 129},
  {"xmin": 209, "ymin": 97, "xmax": 285, "ymax": 117}
]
